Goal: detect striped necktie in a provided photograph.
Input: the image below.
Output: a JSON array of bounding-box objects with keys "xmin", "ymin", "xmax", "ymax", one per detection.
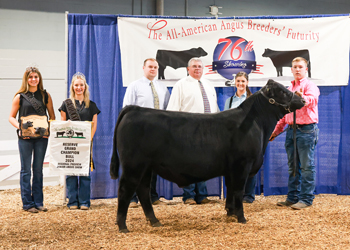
[
  {"xmin": 198, "ymin": 80, "xmax": 211, "ymax": 113},
  {"xmin": 150, "ymin": 81, "xmax": 160, "ymax": 109}
]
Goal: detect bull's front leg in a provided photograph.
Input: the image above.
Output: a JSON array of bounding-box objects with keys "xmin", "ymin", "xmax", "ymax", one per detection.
[
  {"xmin": 225, "ymin": 190, "xmax": 246, "ymax": 223},
  {"xmin": 231, "ymin": 191, "xmax": 246, "ymax": 223},
  {"xmin": 224, "ymin": 175, "xmax": 247, "ymax": 223}
]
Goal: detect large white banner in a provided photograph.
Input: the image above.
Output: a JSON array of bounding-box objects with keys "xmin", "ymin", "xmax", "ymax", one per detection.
[
  {"xmin": 49, "ymin": 121, "xmax": 92, "ymax": 176},
  {"xmin": 119, "ymin": 16, "xmax": 350, "ymax": 87}
]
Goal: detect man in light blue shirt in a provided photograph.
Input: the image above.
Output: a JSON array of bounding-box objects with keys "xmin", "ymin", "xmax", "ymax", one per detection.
[
  {"xmin": 123, "ymin": 59, "xmax": 170, "ymax": 109},
  {"xmin": 123, "ymin": 58, "xmax": 170, "ymax": 208}
]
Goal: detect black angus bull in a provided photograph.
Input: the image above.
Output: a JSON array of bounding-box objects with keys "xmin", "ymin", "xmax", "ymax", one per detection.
[
  {"xmin": 262, "ymin": 48, "xmax": 311, "ymax": 77},
  {"xmin": 22, "ymin": 121, "xmax": 33, "ymax": 129},
  {"xmin": 56, "ymin": 131, "xmax": 65, "ymax": 137},
  {"xmin": 110, "ymin": 79, "xmax": 305, "ymax": 233},
  {"xmin": 35, "ymin": 127, "xmax": 47, "ymax": 136},
  {"xmin": 156, "ymin": 47, "xmax": 207, "ymax": 79},
  {"xmin": 75, "ymin": 132, "xmax": 84, "ymax": 137}
]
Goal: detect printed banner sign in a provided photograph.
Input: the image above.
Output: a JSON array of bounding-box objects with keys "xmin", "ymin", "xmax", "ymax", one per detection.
[
  {"xmin": 118, "ymin": 16, "xmax": 350, "ymax": 87},
  {"xmin": 49, "ymin": 120, "xmax": 91, "ymax": 176}
]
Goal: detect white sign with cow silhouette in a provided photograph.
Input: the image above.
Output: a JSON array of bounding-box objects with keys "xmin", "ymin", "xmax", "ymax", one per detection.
[
  {"xmin": 118, "ymin": 16, "xmax": 350, "ymax": 87},
  {"xmin": 49, "ymin": 120, "xmax": 92, "ymax": 176}
]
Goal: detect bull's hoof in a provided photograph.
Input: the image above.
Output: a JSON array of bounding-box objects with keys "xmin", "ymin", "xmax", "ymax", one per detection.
[
  {"xmin": 226, "ymin": 210, "xmax": 235, "ymax": 217},
  {"xmin": 238, "ymin": 217, "xmax": 247, "ymax": 224},
  {"xmin": 119, "ymin": 228, "xmax": 130, "ymax": 233},
  {"xmin": 151, "ymin": 221, "xmax": 163, "ymax": 227}
]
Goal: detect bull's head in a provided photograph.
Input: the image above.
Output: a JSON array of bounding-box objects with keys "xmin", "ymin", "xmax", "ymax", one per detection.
[{"xmin": 260, "ymin": 79, "xmax": 305, "ymax": 113}]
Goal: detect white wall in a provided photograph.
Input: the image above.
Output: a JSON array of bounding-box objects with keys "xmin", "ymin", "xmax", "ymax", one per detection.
[
  {"xmin": 0, "ymin": 9, "xmax": 66, "ymax": 189},
  {"xmin": 0, "ymin": 9, "xmax": 66, "ymax": 141}
]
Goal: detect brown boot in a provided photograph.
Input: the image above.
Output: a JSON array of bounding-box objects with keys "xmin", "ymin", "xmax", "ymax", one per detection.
[
  {"xmin": 200, "ymin": 198, "xmax": 216, "ymax": 204},
  {"xmin": 36, "ymin": 206, "xmax": 48, "ymax": 212},
  {"xmin": 152, "ymin": 200, "xmax": 167, "ymax": 205},
  {"xmin": 184, "ymin": 198, "xmax": 196, "ymax": 205},
  {"xmin": 277, "ymin": 200, "xmax": 295, "ymax": 207},
  {"xmin": 26, "ymin": 207, "xmax": 39, "ymax": 213},
  {"xmin": 129, "ymin": 202, "xmax": 138, "ymax": 208}
]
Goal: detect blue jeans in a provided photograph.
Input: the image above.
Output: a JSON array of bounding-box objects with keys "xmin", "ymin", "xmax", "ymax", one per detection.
[
  {"xmin": 66, "ymin": 175, "xmax": 91, "ymax": 208},
  {"xmin": 243, "ymin": 175, "xmax": 257, "ymax": 202},
  {"xmin": 18, "ymin": 138, "xmax": 48, "ymax": 210},
  {"xmin": 131, "ymin": 171, "xmax": 159, "ymax": 203},
  {"xmin": 285, "ymin": 123, "xmax": 319, "ymax": 205},
  {"xmin": 183, "ymin": 181, "xmax": 208, "ymax": 203}
]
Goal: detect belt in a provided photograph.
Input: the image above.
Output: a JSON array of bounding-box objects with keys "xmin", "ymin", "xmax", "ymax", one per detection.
[{"xmin": 289, "ymin": 123, "xmax": 315, "ymax": 129}]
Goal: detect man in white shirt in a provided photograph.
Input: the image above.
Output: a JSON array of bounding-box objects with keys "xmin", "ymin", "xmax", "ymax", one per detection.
[
  {"xmin": 167, "ymin": 57, "xmax": 218, "ymax": 205},
  {"xmin": 123, "ymin": 58, "xmax": 170, "ymax": 208}
]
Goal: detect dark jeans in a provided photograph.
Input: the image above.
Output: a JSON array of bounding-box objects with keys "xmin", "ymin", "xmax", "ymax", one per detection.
[
  {"xmin": 18, "ymin": 138, "xmax": 48, "ymax": 210},
  {"xmin": 243, "ymin": 175, "xmax": 257, "ymax": 202},
  {"xmin": 66, "ymin": 175, "xmax": 91, "ymax": 208},
  {"xmin": 182, "ymin": 181, "xmax": 208, "ymax": 204},
  {"xmin": 131, "ymin": 171, "xmax": 159, "ymax": 203},
  {"xmin": 285, "ymin": 123, "xmax": 319, "ymax": 205}
]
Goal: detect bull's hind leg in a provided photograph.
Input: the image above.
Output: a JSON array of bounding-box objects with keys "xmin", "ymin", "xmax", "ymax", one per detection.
[
  {"xmin": 116, "ymin": 174, "xmax": 140, "ymax": 233},
  {"xmin": 136, "ymin": 168, "xmax": 162, "ymax": 228}
]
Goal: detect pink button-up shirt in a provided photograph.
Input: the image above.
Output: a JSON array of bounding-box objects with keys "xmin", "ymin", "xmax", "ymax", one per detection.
[{"xmin": 273, "ymin": 77, "xmax": 320, "ymax": 135}]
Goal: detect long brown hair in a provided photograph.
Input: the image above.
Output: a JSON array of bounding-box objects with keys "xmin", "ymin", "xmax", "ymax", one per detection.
[
  {"xmin": 235, "ymin": 71, "xmax": 252, "ymax": 97},
  {"xmin": 15, "ymin": 67, "xmax": 45, "ymax": 103}
]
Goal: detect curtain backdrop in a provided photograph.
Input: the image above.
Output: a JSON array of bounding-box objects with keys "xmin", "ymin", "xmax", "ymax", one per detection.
[{"xmin": 68, "ymin": 14, "xmax": 350, "ymax": 200}]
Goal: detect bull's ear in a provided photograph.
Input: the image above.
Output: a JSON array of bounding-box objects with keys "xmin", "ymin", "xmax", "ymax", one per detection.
[{"xmin": 267, "ymin": 79, "xmax": 274, "ymax": 85}]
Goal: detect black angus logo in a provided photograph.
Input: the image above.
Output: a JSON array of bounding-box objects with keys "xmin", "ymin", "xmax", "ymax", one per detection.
[{"xmin": 55, "ymin": 129, "xmax": 85, "ymax": 139}]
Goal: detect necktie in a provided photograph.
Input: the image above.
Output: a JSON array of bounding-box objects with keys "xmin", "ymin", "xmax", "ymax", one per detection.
[
  {"xmin": 150, "ymin": 81, "xmax": 160, "ymax": 109},
  {"xmin": 198, "ymin": 80, "xmax": 211, "ymax": 113}
]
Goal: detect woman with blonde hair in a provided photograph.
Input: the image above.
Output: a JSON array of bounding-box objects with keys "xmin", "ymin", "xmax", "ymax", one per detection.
[
  {"xmin": 9, "ymin": 65, "xmax": 55, "ymax": 213},
  {"xmin": 59, "ymin": 72, "xmax": 100, "ymax": 210}
]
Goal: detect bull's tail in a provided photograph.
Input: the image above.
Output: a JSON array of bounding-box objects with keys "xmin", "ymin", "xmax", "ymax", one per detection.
[{"xmin": 110, "ymin": 106, "xmax": 132, "ymax": 179}]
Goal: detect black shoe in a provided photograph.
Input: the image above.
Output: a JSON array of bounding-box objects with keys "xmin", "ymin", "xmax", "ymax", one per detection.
[{"xmin": 243, "ymin": 199, "xmax": 253, "ymax": 203}]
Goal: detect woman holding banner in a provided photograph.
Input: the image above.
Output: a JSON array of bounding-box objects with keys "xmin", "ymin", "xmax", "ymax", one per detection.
[
  {"xmin": 224, "ymin": 71, "xmax": 257, "ymax": 203},
  {"xmin": 9, "ymin": 65, "xmax": 56, "ymax": 213},
  {"xmin": 59, "ymin": 72, "xmax": 100, "ymax": 210}
]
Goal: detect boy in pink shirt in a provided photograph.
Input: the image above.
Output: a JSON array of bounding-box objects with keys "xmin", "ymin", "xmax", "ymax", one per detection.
[{"xmin": 269, "ymin": 57, "xmax": 319, "ymax": 210}]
